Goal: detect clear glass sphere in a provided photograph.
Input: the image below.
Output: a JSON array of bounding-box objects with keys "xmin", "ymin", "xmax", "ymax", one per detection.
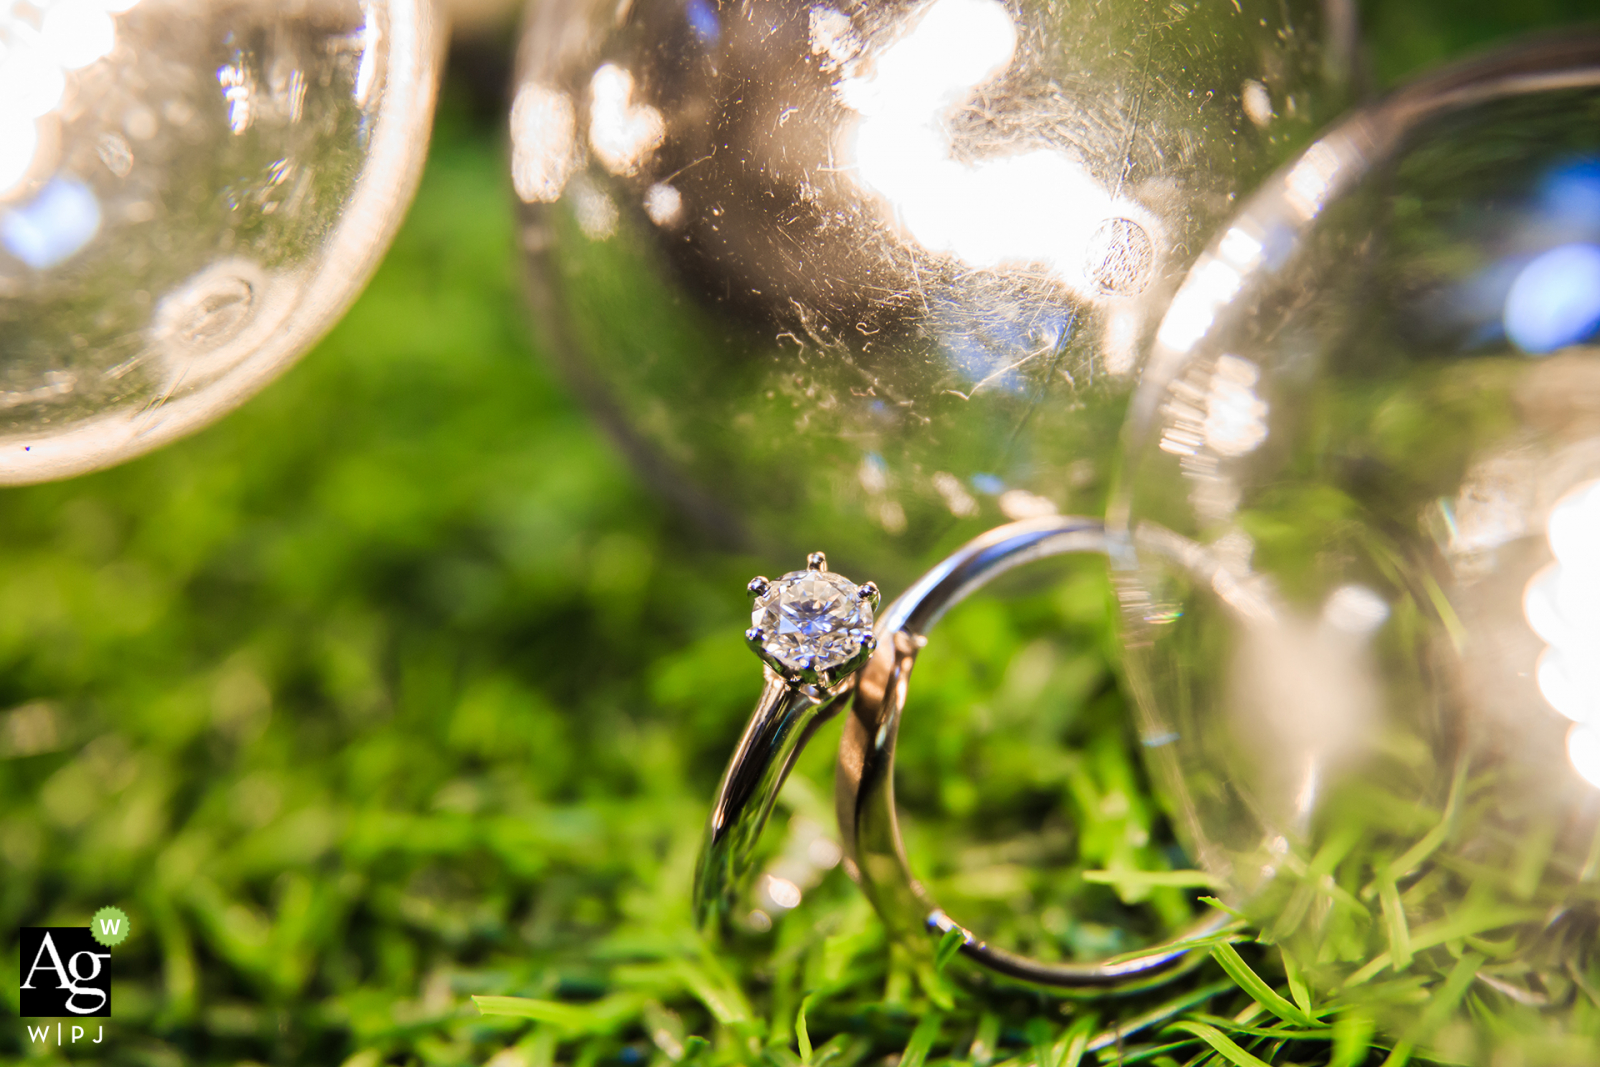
[
  {"xmin": 511, "ymin": 0, "xmax": 1350, "ymax": 580},
  {"xmin": 0, "ymin": 0, "xmax": 439, "ymax": 483},
  {"xmin": 1116, "ymin": 37, "xmax": 1600, "ymax": 1060}
]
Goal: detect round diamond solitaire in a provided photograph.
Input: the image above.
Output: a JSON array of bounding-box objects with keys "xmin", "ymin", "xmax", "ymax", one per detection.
[{"xmin": 747, "ymin": 555, "xmax": 877, "ymax": 682}]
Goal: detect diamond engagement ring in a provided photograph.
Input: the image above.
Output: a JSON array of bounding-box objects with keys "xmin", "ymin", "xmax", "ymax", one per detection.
[
  {"xmin": 837, "ymin": 516, "xmax": 1230, "ymax": 990},
  {"xmin": 693, "ymin": 551, "xmax": 880, "ymax": 926}
]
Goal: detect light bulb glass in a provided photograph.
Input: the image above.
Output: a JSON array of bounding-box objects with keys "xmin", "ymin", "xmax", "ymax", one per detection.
[
  {"xmin": 1116, "ymin": 37, "xmax": 1600, "ymax": 1061},
  {"xmin": 0, "ymin": 0, "xmax": 440, "ymax": 483},
  {"xmin": 511, "ymin": 0, "xmax": 1352, "ymax": 581}
]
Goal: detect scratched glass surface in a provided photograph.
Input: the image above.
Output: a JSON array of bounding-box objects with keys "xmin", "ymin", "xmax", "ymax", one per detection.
[
  {"xmin": 511, "ymin": 0, "xmax": 1351, "ymax": 581},
  {"xmin": 1115, "ymin": 38, "xmax": 1600, "ymax": 1056},
  {"xmin": 0, "ymin": 0, "xmax": 437, "ymax": 483}
]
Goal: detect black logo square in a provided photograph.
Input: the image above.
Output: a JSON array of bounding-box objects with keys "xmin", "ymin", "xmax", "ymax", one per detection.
[{"xmin": 18, "ymin": 928, "xmax": 111, "ymax": 1017}]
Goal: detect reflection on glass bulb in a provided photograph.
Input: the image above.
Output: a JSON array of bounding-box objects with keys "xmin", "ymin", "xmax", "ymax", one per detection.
[
  {"xmin": 568, "ymin": 175, "xmax": 617, "ymax": 240},
  {"xmin": 587, "ymin": 63, "xmax": 663, "ymax": 177},
  {"xmin": 0, "ymin": 111, "xmax": 39, "ymax": 195},
  {"xmin": 1155, "ymin": 257, "xmax": 1244, "ymax": 354},
  {"xmin": 761, "ymin": 873, "xmax": 802, "ymax": 911},
  {"xmin": 1567, "ymin": 723, "xmax": 1600, "ymax": 789},
  {"xmin": 1283, "ymin": 139, "xmax": 1350, "ymax": 221},
  {"xmin": 510, "ymin": 82, "xmax": 576, "ymax": 203},
  {"xmin": 1526, "ymin": 478, "xmax": 1600, "ymax": 787},
  {"xmin": 837, "ymin": 0, "xmax": 1160, "ymax": 301},
  {"xmin": 0, "ymin": 0, "xmax": 138, "ymax": 198},
  {"xmin": 642, "ymin": 181, "xmax": 681, "ymax": 227},
  {"xmin": 40, "ymin": 0, "xmax": 118, "ymax": 70},
  {"xmin": 0, "ymin": 38, "xmax": 67, "ymax": 116},
  {"xmin": 1505, "ymin": 243, "xmax": 1600, "ymax": 354},
  {"xmin": 2, "ymin": 177, "xmax": 100, "ymax": 267},
  {"xmin": 1322, "ymin": 584, "xmax": 1390, "ymax": 636},
  {"xmin": 1537, "ymin": 648, "xmax": 1598, "ymax": 724},
  {"xmin": 1201, "ymin": 355, "xmax": 1269, "ymax": 458}
]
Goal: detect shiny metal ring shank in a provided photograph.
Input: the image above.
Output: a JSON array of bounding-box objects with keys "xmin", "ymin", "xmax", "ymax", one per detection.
[
  {"xmin": 836, "ymin": 515, "xmax": 1229, "ymax": 990},
  {"xmin": 694, "ymin": 671, "xmax": 853, "ymax": 927}
]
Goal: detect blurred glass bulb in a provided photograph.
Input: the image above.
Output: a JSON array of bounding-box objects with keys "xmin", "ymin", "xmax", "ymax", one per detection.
[
  {"xmin": 512, "ymin": 0, "xmax": 1351, "ymax": 580},
  {"xmin": 40, "ymin": 0, "xmax": 120, "ymax": 71},
  {"xmin": 0, "ymin": 0, "xmax": 440, "ymax": 483},
  {"xmin": 1116, "ymin": 37, "xmax": 1600, "ymax": 1061},
  {"xmin": 1528, "ymin": 480, "xmax": 1600, "ymax": 761}
]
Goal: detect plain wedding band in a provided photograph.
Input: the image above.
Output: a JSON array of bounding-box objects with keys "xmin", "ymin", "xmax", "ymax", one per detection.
[{"xmin": 835, "ymin": 515, "xmax": 1231, "ymax": 990}]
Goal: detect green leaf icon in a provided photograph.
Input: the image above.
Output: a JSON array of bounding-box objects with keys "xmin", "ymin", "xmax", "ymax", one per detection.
[{"xmin": 91, "ymin": 906, "xmax": 130, "ymax": 948}]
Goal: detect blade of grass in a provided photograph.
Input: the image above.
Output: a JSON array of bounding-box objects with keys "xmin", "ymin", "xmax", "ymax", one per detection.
[
  {"xmin": 969, "ymin": 1012, "xmax": 1001, "ymax": 1067},
  {"xmin": 797, "ymin": 994, "xmax": 816, "ymax": 1063},
  {"xmin": 1183, "ymin": 1015, "xmax": 1331, "ymax": 1040},
  {"xmin": 528, "ymin": 1028, "xmax": 560, "ymax": 1067},
  {"xmin": 1510, "ymin": 820, "xmax": 1558, "ymax": 901},
  {"xmin": 1055, "ymin": 1014, "xmax": 1096, "ymax": 1067},
  {"xmin": 1087, "ymin": 980, "xmax": 1235, "ymax": 1052},
  {"xmin": 1329, "ymin": 1011, "xmax": 1376, "ymax": 1067},
  {"xmin": 673, "ymin": 958, "xmax": 754, "ymax": 1026},
  {"xmin": 813, "ymin": 1034, "xmax": 859, "ymax": 1067},
  {"xmin": 472, "ymin": 994, "xmax": 645, "ymax": 1035},
  {"xmin": 1082, "ymin": 870, "xmax": 1226, "ymax": 891},
  {"xmin": 1383, "ymin": 757, "xmax": 1469, "ymax": 884},
  {"xmin": 900, "ymin": 1011, "xmax": 941, "ymax": 1067},
  {"xmin": 1381, "ymin": 1039, "xmax": 1415, "ymax": 1067},
  {"xmin": 1103, "ymin": 922, "xmax": 1248, "ymax": 966},
  {"xmin": 932, "ymin": 926, "xmax": 965, "ymax": 974},
  {"xmin": 1344, "ymin": 908, "xmax": 1542, "ymax": 986},
  {"xmin": 1196, "ymin": 897, "xmax": 1251, "ymax": 923},
  {"xmin": 1209, "ymin": 944, "xmax": 1312, "ymax": 1026},
  {"xmin": 1409, "ymin": 952, "xmax": 1484, "ymax": 1042},
  {"xmin": 1377, "ymin": 874, "xmax": 1413, "ymax": 970},
  {"xmin": 1279, "ymin": 948, "xmax": 1312, "ymax": 1018},
  {"xmin": 1161, "ymin": 1021, "xmax": 1272, "ymax": 1067},
  {"xmin": 1095, "ymin": 1040, "xmax": 1203, "ymax": 1067},
  {"xmin": 920, "ymin": 926, "xmax": 962, "ymax": 1011}
]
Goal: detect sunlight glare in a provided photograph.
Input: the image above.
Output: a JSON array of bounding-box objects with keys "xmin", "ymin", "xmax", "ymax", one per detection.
[
  {"xmin": 588, "ymin": 63, "xmax": 664, "ymax": 177},
  {"xmin": 1568, "ymin": 724, "xmax": 1600, "ymax": 789},
  {"xmin": 40, "ymin": 0, "xmax": 117, "ymax": 70},
  {"xmin": 836, "ymin": 0, "xmax": 1157, "ymax": 301},
  {"xmin": 0, "ymin": 107, "xmax": 38, "ymax": 196},
  {"xmin": 510, "ymin": 83, "xmax": 576, "ymax": 203},
  {"xmin": 1524, "ymin": 478, "xmax": 1600, "ymax": 786}
]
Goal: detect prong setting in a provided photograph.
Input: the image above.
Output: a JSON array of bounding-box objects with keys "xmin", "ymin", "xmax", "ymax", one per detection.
[{"xmin": 747, "ymin": 552, "xmax": 878, "ymax": 690}]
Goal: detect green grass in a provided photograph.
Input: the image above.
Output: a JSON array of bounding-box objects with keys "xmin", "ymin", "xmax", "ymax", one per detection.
[{"xmin": 5, "ymin": 11, "xmax": 1600, "ymax": 1065}]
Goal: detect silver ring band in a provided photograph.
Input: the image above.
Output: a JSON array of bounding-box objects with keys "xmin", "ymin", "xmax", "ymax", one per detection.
[
  {"xmin": 693, "ymin": 672, "xmax": 852, "ymax": 926},
  {"xmin": 836, "ymin": 515, "xmax": 1230, "ymax": 990}
]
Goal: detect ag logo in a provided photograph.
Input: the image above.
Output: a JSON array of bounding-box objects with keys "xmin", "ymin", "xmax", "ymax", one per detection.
[{"xmin": 19, "ymin": 928, "xmax": 111, "ymax": 1017}]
